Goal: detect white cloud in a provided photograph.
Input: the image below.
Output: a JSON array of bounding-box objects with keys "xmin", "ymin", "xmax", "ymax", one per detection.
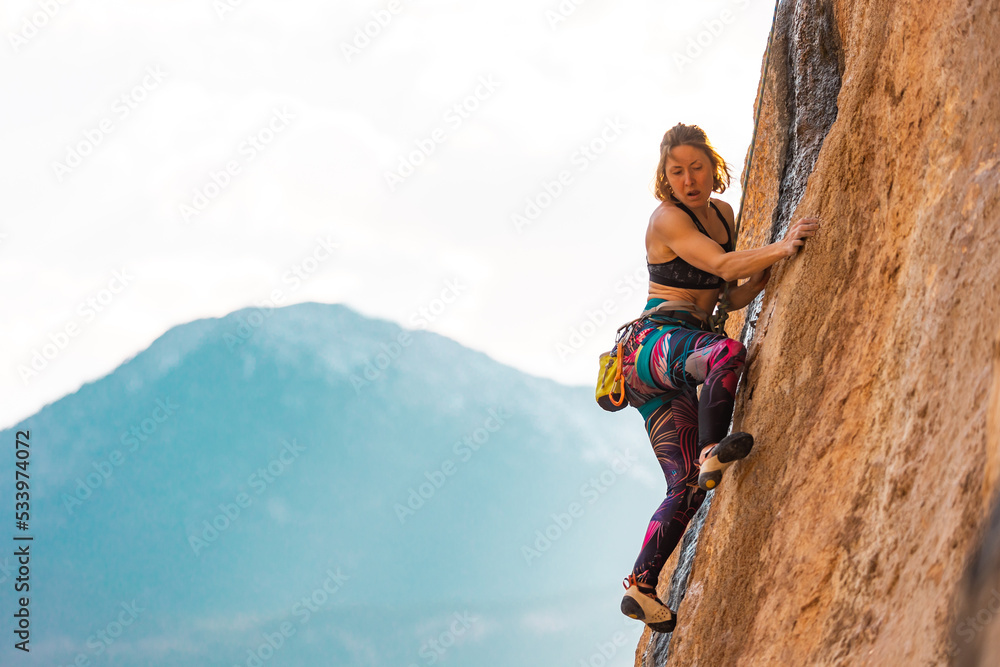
[{"xmin": 520, "ymin": 608, "xmax": 572, "ymax": 634}]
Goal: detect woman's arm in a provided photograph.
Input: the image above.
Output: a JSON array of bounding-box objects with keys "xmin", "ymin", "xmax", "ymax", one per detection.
[
  {"xmin": 650, "ymin": 208, "xmax": 818, "ymax": 283},
  {"xmin": 725, "ymin": 268, "xmax": 770, "ymax": 311}
]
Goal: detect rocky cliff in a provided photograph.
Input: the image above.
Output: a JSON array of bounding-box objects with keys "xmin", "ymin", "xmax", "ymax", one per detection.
[{"xmin": 636, "ymin": 0, "xmax": 1000, "ymax": 664}]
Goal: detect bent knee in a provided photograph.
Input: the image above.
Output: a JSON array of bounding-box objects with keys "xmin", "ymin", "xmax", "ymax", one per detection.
[
  {"xmin": 683, "ymin": 338, "xmax": 745, "ymax": 382},
  {"xmin": 715, "ymin": 338, "xmax": 746, "ymax": 366}
]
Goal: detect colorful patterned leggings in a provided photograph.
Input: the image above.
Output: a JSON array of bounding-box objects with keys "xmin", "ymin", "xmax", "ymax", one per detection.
[{"xmin": 626, "ymin": 322, "xmax": 746, "ymax": 588}]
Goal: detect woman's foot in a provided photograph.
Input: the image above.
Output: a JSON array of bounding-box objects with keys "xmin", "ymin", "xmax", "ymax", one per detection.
[
  {"xmin": 621, "ymin": 574, "xmax": 676, "ymax": 633},
  {"xmin": 697, "ymin": 432, "xmax": 754, "ymax": 490}
]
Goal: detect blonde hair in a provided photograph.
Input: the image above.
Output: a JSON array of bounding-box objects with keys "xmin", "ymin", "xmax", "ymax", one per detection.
[{"xmin": 653, "ymin": 123, "xmax": 732, "ymax": 202}]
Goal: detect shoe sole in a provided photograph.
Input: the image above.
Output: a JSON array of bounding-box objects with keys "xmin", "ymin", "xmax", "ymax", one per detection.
[
  {"xmin": 620, "ymin": 595, "xmax": 677, "ymax": 633},
  {"xmin": 698, "ymin": 432, "xmax": 754, "ymax": 491}
]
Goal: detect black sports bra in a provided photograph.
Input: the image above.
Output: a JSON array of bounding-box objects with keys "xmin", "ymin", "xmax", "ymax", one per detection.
[{"xmin": 647, "ymin": 201, "xmax": 735, "ymax": 289}]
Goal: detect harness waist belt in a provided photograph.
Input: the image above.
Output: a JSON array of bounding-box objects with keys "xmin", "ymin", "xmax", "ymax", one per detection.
[{"xmin": 651, "ymin": 310, "xmax": 709, "ymax": 330}]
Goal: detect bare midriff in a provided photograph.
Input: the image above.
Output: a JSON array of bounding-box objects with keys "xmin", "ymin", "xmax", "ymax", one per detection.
[{"xmin": 646, "ymin": 282, "xmax": 721, "ymax": 317}]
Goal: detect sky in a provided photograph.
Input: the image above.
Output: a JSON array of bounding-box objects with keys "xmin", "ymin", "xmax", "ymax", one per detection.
[{"xmin": 1, "ymin": 0, "xmax": 778, "ymax": 429}]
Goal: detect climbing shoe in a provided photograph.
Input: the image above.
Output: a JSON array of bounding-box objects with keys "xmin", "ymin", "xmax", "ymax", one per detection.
[
  {"xmin": 697, "ymin": 432, "xmax": 754, "ymax": 491},
  {"xmin": 620, "ymin": 573, "xmax": 676, "ymax": 633}
]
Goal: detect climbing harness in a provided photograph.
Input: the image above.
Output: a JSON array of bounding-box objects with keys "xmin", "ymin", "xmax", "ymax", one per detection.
[{"xmin": 595, "ymin": 301, "xmax": 711, "ymax": 412}]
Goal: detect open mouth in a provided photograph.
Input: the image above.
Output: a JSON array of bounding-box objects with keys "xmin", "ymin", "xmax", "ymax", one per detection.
[{"xmin": 686, "ymin": 190, "xmax": 700, "ymax": 198}]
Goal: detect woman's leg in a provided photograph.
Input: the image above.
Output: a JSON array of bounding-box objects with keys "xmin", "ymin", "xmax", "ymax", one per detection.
[
  {"xmin": 629, "ymin": 390, "xmax": 707, "ymax": 589},
  {"xmin": 647, "ymin": 327, "xmax": 746, "ymax": 451}
]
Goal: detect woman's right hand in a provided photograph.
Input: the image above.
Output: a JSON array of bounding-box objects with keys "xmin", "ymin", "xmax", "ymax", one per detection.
[{"xmin": 782, "ymin": 217, "xmax": 820, "ymax": 257}]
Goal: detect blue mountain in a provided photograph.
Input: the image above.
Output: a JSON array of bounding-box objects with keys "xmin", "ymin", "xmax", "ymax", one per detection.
[{"xmin": 1, "ymin": 302, "xmax": 660, "ymax": 666}]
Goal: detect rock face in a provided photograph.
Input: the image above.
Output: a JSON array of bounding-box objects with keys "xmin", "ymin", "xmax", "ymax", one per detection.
[{"xmin": 635, "ymin": 0, "xmax": 1000, "ymax": 664}]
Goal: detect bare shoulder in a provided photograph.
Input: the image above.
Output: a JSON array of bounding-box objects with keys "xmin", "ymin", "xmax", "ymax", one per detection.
[
  {"xmin": 646, "ymin": 202, "xmax": 697, "ymax": 261},
  {"xmin": 649, "ymin": 202, "xmax": 695, "ymax": 235},
  {"xmin": 711, "ymin": 198, "xmax": 735, "ymax": 224}
]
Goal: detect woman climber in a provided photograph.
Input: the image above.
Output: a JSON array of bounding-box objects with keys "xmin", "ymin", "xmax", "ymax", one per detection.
[{"xmin": 618, "ymin": 122, "xmax": 818, "ymax": 632}]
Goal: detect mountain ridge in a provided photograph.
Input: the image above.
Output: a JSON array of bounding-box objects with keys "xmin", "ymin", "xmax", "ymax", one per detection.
[{"xmin": 2, "ymin": 300, "xmax": 653, "ymax": 666}]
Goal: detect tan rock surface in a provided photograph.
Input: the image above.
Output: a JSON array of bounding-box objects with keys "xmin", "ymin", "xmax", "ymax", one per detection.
[{"xmin": 635, "ymin": 0, "xmax": 1000, "ymax": 664}]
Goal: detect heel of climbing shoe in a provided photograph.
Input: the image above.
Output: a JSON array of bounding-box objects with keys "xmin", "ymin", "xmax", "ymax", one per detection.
[
  {"xmin": 698, "ymin": 432, "xmax": 754, "ymax": 491},
  {"xmin": 621, "ymin": 575, "xmax": 676, "ymax": 633}
]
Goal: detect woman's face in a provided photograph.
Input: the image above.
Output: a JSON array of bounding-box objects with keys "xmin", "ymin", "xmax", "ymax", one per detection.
[{"xmin": 664, "ymin": 145, "xmax": 714, "ymax": 208}]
